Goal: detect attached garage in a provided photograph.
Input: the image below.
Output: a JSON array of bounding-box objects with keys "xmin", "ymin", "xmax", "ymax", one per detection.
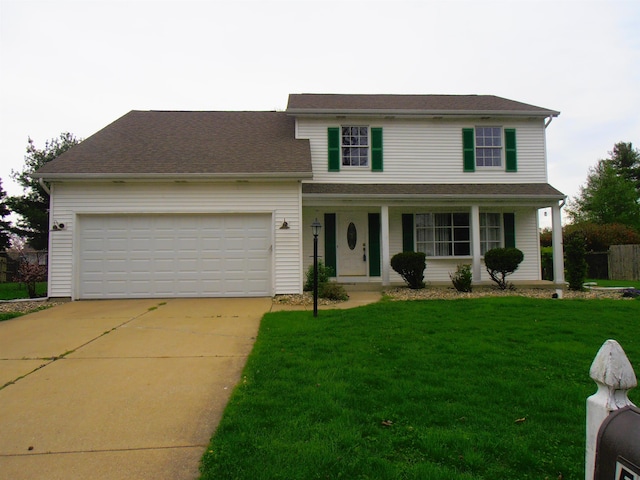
[{"xmin": 78, "ymin": 213, "xmax": 272, "ymax": 299}]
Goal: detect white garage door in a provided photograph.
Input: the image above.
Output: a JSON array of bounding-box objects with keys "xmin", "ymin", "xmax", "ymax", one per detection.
[{"xmin": 79, "ymin": 214, "xmax": 272, "ymax": 299}]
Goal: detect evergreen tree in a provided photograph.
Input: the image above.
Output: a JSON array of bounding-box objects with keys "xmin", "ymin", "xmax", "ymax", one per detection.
[
  {"xmin": 0, "ymin": 179, "xmax": 12, "ymax": 250},
  {"xmin": 8, "ymin": 133, "xmax": 80, "ymax": 249},
  {"xmin": 568, "ymin": 142, "xmax": 640, "ymax": 231}
]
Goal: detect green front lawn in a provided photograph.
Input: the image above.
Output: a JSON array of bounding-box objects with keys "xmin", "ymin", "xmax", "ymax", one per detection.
[
  {"xmin": 0, "ymin": 282, "xmax": 47, "ymax": 300},
  {"xmin": 200, "ymin": 297, "xmax": 640, "ymax": 480}
]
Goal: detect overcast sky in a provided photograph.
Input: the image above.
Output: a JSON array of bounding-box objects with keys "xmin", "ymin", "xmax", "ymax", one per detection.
[{"xmin": 1, "ymin": 0, "xmax": 639, "ymax": 227}]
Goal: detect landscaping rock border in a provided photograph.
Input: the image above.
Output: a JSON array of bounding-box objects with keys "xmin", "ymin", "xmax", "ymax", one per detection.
[{"xmin": 274, "ymin": 286, "xmax": 632, "ymax": 305}]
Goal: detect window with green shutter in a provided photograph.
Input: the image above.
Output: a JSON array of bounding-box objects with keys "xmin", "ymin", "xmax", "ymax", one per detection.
[
  {"xmin": 464, "ymin": 127, "xmax": 517, "ymax": 171},
  {"xmin": 503, "ymin": 213, "xmax": 516, "ymax": 248},
  {"xmin": 402, "ymin": 214, "xmax": 414, "ymax": 252},
  {"xmin": 371, "ymin": 127, "xmax": 383, "ymax": 172},
  {"xmin": 328, "ymin": 128, "xmax": 340, "ymax": 171},
  {"xmin": 505, "ymin": 129, "xmax": 517, "ymax": 172},
  {"xmin": 368, "ymin": 213, "xmax": 381, "ymax": 276},
  {"xmin": 462, "ymin": 128, "xmax": 475, "ymax": 172},
  {"xmin": 324, "ymin": 213, "xmax": 337, "ymax": 274},
  {"xmin": 328, "ymin": 126, "xmax": 383, "ymax": 171}
]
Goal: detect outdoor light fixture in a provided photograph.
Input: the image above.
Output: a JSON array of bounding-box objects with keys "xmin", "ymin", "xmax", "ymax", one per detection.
[
  {"xmin": 279, "ymin": 219, "xmax": 290, "ymax": 229},
  {"xmin": 311, "ymin": 218, "xmax": 322, "ymax": 317}
]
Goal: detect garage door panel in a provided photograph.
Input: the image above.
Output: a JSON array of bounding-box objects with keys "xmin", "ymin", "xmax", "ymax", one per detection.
[{"xmin": 79, "ymin": 214, "xmax": 272, "ymax": 299}]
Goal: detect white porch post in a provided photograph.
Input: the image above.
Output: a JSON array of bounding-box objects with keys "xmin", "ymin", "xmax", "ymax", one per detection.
[
  {"xmin": 551, "ymin": 201, "xmax": 565, "ymax": 291},
  {"xmin": 381, "ymin": 205, "xmax": 390, "ymax": 286},
  {"xmin": 471, "ymin": 205, "xmax": 481, "ymax": 282}
]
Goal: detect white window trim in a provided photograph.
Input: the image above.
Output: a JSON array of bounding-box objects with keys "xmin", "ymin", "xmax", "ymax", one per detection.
[
  {"xmin": 475, "ymin": 126, "xmax": 504, "ymax": 168},
  {"xmin": 341, "ymin": 125, "xmax": 370, "ymax": 168},
  {"xmin": 415, "ymin": 212, "xmax": 471, "ymax": 258},
  {"xmin": 479, "ymin": 212, "xmax": 504, "ymax": 256}
]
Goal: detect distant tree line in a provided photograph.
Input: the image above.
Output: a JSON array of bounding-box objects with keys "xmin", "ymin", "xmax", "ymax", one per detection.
[{"xmin": 541, "ymin": 141, "xmax": 640, "ymax": 251}]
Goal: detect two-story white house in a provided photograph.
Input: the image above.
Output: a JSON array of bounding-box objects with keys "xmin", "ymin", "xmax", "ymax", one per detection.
[{"xmin": 35, "ymin": 94, "xmax": 565, "ymax": 300}]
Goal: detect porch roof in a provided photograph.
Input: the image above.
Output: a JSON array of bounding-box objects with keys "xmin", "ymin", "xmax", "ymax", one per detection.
[{"xmin": 301, "ymin": 183, "xmax": 565, "ymax": 201}]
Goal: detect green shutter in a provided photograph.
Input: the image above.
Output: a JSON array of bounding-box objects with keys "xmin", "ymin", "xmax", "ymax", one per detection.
[
  {"xmin": 324, "ymin": 213, "xmax": 337, "ymax": 275},
  {"xmin": 368, "ymin": 213, "xmax": 381, "ymax": 276},
  {"xmin": 505, "ymin": 129, "xmax": 517, "ymax": 172},
  {"xmin": 328, "ymin": 127, "xmax": 340, "ymax": 171},
  {"xmin": 462, "ymin": 128, "xmax": 475, "ymax": 172},
  {"xmin": 371, "ymin": 127, "xmax": 383, "ymax": 172},
  {"xmin": 504, "ymin": 213, "xmax": 515, "ymax": 248},
  {"xmin": 402, "ymin": 214, "xmax": 414, "ymax": 252}
]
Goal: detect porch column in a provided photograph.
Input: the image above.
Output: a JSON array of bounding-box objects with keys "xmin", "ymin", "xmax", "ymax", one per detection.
[
  {"xmin": 551, "ymin": 201, "xmax": 565, "ymax": 288},
  {"xmin": 471, "ymin": 205, "xmax": 481, "ymax": 282},
  {"xmin": 381, "ymin": 205, "xmax": 390, "ymax": 285}
]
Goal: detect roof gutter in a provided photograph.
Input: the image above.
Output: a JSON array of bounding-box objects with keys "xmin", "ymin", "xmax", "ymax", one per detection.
[
  {"xmin": 287, "ymin": 108, "xmax": 561, "ymax": 118},
  {"xmin": 38, "ymin": 177, "xmax": 51, "ymax": 195},
  {"xmin": 32, "ymin": 172, "xmax": 314, "ymax": 182},
  {"xmin": 544, "ymin": 115, "xmax": 557, "ymax": 129}
]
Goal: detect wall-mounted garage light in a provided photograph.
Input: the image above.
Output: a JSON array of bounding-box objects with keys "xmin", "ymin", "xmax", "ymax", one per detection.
[
  {"xmin": 279, "ymin": 219, "xmax": 290, "ymax": 230},
  {"xmin": 52, "ymin": 221, "xmax": 66, "ymax": 230}
]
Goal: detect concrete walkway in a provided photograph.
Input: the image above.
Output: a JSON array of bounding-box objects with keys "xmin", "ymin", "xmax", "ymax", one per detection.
[{"xmin": 0, "ymin": 298, "xmax": 271, "ymax": 480}]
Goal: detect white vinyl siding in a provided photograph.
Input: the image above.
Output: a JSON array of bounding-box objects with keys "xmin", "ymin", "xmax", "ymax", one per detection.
[
  {"xmin": 296, "ymin": 117, "xmax": 548, "ymax": 184},
  {"xmin": 47, "ymin": 181, "xmax": 303, "ymax": 299}
]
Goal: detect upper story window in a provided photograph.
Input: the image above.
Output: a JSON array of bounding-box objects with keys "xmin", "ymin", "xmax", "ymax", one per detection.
[
  {"xmin": 463, "ymin": 127, "xmax": 517, "ymax": 172},
  {"xmin": 342, "ymin": 126, "xmax": 369, "ymax": 167},
  {"xmin": 475, "ymin": 127, "xmax": 502, "ymax": 167},
  {"xmin": 328, "ymin": 127, "xmax": 383, "ymax": 172}
]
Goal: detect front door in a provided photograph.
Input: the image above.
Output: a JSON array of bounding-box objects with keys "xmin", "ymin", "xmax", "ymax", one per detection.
[{"xmin": 338, "ymin": 212, "xmax": 368, "ymax": 276}]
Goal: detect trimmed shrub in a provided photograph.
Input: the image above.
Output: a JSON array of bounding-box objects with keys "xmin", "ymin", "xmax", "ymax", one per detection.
[
  {"xmin": 565, "ymin": 231, "xmax": 588, "ymax": 291},
  {"xmin": 320, "ymin": 282, "xmax": 349, "ymax": 301},
  {"xmin": 450, "ymin": 264, "xmax": 473, "ymax": 292},
  {"xmin": 484, "ymin": 247, "xmax": 524, "ymax": 290},
  {"xmin": 391, "ymin": 251, "xmax": 426, "ymax": 289},
  {"xmin": 304, "ymin": 261, "xmax": 334, "ymax": 292}
]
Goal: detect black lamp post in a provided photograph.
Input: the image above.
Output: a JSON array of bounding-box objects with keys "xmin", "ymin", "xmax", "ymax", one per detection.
[{"xmin": 311, "ymin": 218, "xmax": 322, "ymax": 317}]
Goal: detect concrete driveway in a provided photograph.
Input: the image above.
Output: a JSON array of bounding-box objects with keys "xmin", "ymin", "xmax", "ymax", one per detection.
[{"xmin": 0, "ymin": 298, "xmax": 271, "ymax": 480}]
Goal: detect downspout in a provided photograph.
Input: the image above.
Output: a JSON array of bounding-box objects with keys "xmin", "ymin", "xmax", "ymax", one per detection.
[
  {"xmin": 38, "ymin": 177, "xmax": 51, "ymax": 195},
  {"xmin": 544, "ymin": 116, "xmax": 555, "ymax": 129},
  {"xmin": 39, "ymin": 177, "xmax": 53, "ymax": 300}
]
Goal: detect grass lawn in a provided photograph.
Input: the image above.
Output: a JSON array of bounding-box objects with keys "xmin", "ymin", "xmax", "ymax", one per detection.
[
  {"xmin": 0, "ymin": 282, "xmax": 47, "ymax": 300},
  {"xmin": 200, "ymin": 297, "xmax": 640, "ymax": 480}
]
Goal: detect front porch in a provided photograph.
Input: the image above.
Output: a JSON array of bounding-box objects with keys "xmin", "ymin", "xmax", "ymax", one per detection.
[{"xmin": 301, "ymin": 201, "xmax": 565, "ymax": 288}]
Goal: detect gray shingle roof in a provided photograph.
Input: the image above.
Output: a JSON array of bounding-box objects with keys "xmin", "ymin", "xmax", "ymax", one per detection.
[
  {"xmin": 287, "ymin": 94, "xmax": 560, "ymax": 117},
  {"xmin": 302, "ymin": 183, "xmax": 565, "ymax": 200},
  {"xmin": 35, "ymin": 111, "xmax": 312, "ymax": 178}
]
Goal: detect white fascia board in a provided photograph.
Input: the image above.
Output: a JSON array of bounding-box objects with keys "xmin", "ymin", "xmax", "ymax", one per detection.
[{"xmin": 33, "ymin": 172, "xmax": 313, "ymax": 182}]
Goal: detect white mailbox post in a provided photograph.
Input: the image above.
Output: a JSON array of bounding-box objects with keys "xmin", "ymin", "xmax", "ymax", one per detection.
[{"xmin": 585, "ymin": 339, "xmax": 637, "ymax": 480}]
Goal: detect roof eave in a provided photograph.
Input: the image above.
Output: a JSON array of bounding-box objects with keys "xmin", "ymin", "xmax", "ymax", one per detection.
[
  {"xmin": 302, "ymin": 192, "xmax": 565, "ymax": 201},
  {"xmin": 34, "ymin": 172, "xmax": 314, "ymax": 182},
  {"xmin": 287, "ymin": 108, "xmax": 560, "ymax": 118}
]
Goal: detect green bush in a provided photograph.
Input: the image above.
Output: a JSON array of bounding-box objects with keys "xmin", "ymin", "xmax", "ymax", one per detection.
[
  {"xmin": 484, "ymin": 247, "xmax": 524, "ymax": 290},
  {"xmin": 541, "ymin": 222, "xmax": 640, "ymax": 251},
  {"xmin": 540, "ymin": 246, "xmax": 554, "ymax": 281},
  {"xmin": 565, "ymin": 231, "xmax": 588, "ymax": 291},
  {"xmin": 450, "ymin": 264, "xmax": 473, "ymax": 292},
  {"xmin": 391, "ymin": 251, "xmax": 426, "ymax": 289},
  {"xmin": 320, "ymin": 282, "xmax": 349, "ymax": 301},
  {"xmin": 304, "ymin": 261, "xmax": 334, "ymax": 292}
]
